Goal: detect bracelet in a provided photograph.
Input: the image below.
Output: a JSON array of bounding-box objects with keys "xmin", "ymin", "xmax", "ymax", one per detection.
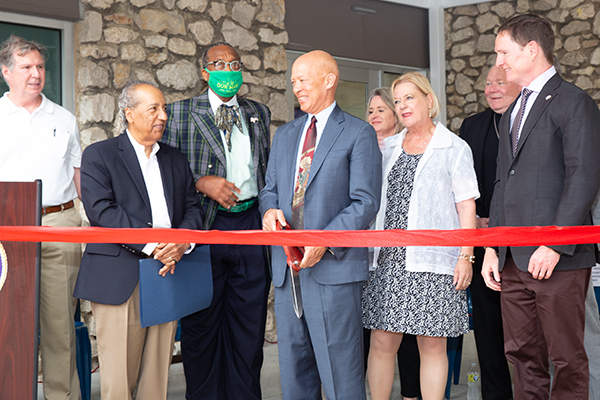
[{"xmin": 458, "ymin": 253, "xmax": 475, "ymax": 263}]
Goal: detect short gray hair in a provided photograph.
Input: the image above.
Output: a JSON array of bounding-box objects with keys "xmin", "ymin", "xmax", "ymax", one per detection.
[
  {"xmin": 0, "ymin": 35, "xmax": 47, "ymax": 84},
  {"xmin": 116, "ymin": 81, "xmax": 159, "ymax": 133}
]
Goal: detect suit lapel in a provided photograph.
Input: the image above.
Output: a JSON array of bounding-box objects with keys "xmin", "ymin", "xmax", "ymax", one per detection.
[
  {"xmin": 514, "ymin": 74, "xmax": 562, "ymax": 158},
  {"xmin": 117, "ymin": 133, "xmax": 152, "ymax": 215},
  {"xmin": 189, "ymin": 91, "xmax": 227, "ymax": 168},
  {"xmin": 306, "ymin": 105, "xmax": 344, "ymax": 188},
  {"xmin": 500, "ymin": 101, "xmax": 516, "ymax": 161},
  {"xmin": 156, "ymin": 147, "xmax": 174, "ymax": 221}
]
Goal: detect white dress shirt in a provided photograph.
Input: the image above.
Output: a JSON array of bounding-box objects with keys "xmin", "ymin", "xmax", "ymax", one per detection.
[
  {"xmin": 510, "ymin": 66, "xmax": 556, "ymax": 141},
  {"xmin": 126, "ymin": 131, "xmax": 171, "ymax": 255},
  {"xmin": 207, "ymin": 89, "xmax": 258, "ymax": 201},
  {"xmin": 293, "ymin": 101, "xmax": 337, "ymax": 187}
]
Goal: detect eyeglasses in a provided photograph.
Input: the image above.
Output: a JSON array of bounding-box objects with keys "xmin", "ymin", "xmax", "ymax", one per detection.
[{"xmin": 206, "ymin": 60, "xmax": 243, "ymax": 71}]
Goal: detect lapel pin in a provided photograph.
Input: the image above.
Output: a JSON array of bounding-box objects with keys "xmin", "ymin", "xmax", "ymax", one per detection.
[
  {"xmin": 250, "ymin": 117, "xmax": 258, "ymax": 124},
  {"xmin": 545, "ymin": 95, "xmax": 552, "ymax": 100}
]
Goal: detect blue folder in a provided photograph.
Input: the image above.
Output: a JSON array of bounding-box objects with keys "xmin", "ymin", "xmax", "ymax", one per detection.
[{"xmin": 139, "ymin": 245, "xmax": 213, "ymax": 328}]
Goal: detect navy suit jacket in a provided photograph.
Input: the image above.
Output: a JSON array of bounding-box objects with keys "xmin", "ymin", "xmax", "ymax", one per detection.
[
  {"xmin": 74, "ymin": 133, "xmax": 202, "ymax": 305},
  {"xmin": 490, "ymin": 74, "xmax": 600, "ymax": 271},
  {"xmin": 260, "ymin": 105, "xmax": 382, "ymax": 287}
]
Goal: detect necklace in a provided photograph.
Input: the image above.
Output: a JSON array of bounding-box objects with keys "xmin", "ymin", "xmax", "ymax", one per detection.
[{"xmin": 404, "ymin": 133, "xmax": 431, "ymax": 150}]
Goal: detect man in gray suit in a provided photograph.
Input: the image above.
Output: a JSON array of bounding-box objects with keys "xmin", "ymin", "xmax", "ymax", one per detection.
[
  {"xmin": 482, "ymin": 14, "xmax": 600, "ymax": 400},
  {"xmin": 260, "ymin": 50, "xmax": 381, "ymax": 399}
]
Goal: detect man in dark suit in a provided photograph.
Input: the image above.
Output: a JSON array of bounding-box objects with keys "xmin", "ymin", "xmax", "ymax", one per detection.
[
  {"xmin": 161, "ymin": 42, "xmax": 271, "ymax": 399},
  {"xmin": 460, "ymin": 66, "xmax": 519, "ymax": 400},
  {"xmin": 260, "ymin": 50, "xmax": 382, "ymax": 399},
  {"xmin": 482, "ymin": 14, "xmax": 600, "ymax": 400},
  {"xmin": 74, "ymin": 81, "xmax": 202, "ymax": 400}
]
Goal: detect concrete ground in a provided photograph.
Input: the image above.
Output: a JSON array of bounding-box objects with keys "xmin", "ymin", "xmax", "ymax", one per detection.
[{"xmin": 38, "ymin": 331, "xmax": 481, "ymax": 399}]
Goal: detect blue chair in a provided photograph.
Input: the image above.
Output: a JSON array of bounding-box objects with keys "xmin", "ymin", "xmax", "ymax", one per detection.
[
  {"xmin": 445, "ymin": 288, "xmax": 473, "ymax": 399},
  {"xmin": 75, "ymin": 321, "xmax": 92, "ymax": 400},
  {"xmin": 595, "ymin": 286, "xmax": 600, "ymax": 315},
  {"xmin": 74, "ymin": 301, "xmax": 92, "ymax": 400},
  {"xmin": 175, "ymin": 319, "xmax": 182, "ymax": 342}
]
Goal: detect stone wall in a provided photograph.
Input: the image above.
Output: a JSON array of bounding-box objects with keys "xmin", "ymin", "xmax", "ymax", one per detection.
[
  {"xmin": 72, "ymin": 0, "xmax": 287, "ymax": 358},
  {"xmin": 445, "ymin": 0, "xmax": 600, "ymax": 132},
  {"xmin": 75, "ymin": 0, "xmax": 288, "ymax": 149}
]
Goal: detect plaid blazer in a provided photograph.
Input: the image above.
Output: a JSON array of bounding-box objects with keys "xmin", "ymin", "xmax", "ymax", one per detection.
[{"xmin": 162, "ymin": 90, "xmax": 271, "ymax": 230}]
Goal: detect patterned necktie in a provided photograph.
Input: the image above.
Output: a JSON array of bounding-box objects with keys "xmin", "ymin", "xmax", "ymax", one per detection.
[
  {"xmin": 511, "ymin": 88, "xmax": 533, "ymax": 157},
  {"xmin": 291, "ymin": 116, "xmax": 317, "ymax": 229},
  {"xmin": 215, "ymin": 104, "xmax": 242, "ymax": 152}
]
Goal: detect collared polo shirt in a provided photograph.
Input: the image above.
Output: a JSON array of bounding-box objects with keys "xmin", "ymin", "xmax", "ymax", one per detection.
[{"xmin": 0, "ymin": 93, "xmax": 81, "ymax": 206}]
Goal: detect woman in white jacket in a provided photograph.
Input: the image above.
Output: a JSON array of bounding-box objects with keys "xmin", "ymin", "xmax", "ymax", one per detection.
[{"xmin": 362, "ymin": 72, "xmax": 479, "ymax": 400}]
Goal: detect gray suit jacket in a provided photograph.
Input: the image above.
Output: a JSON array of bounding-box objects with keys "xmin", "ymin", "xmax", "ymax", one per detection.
[
  {"xmin": 259, "ymin": 105, "xmax": 382, "ymax": 286},
  {"xmin": 490, "ymin": 73, "xmax": 600, "ymax": 271}
]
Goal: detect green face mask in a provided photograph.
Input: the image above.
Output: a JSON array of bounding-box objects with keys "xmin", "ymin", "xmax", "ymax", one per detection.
[{"xmin": 205, "ymin": 69, "xmax": 243, "ymax": 98}]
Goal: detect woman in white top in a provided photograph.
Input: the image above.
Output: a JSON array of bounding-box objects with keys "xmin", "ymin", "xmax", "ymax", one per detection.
[
  {"xmin": 362, "ymin": 72, "xmax": 479, "ymax": 400},
  {"xmin": 365, "ymin": 87, "xmax": 421, "ymax": 400}
]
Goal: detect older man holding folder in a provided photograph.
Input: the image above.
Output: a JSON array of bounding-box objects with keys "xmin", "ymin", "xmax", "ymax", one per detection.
[{"xmin": 74, "ymin": 81, "xmax": 202, "ymax": 400}]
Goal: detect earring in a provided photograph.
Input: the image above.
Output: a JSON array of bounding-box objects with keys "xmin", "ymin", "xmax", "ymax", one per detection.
[{"xmin": 428, "ymin": 109, "xmax": 432, "ymax": 118}]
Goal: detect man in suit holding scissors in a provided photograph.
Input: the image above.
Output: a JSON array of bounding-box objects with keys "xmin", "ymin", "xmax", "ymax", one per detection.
[
  {"xmin": 482, "ymin": 14, "xmax": 600, "ymax": 400},
  {"xmin": 161, "ymin": 42, "xmax": 271, "ymax": 399},
  {"xmin": 260, "ymin": 50, "xmax": 381, "ymax": 399}
]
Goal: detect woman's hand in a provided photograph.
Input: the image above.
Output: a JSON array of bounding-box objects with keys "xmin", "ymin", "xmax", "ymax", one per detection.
[{"xmin": 453, "ymin": 258, "xmax": 473, "ymax": 290}]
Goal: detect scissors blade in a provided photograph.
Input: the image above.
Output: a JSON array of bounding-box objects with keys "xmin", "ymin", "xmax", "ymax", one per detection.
[{"xmin": 289, "ymin": 264, "xmax": 303, "ymax": 318}]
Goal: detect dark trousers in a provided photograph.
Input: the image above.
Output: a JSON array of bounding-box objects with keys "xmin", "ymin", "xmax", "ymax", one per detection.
[
  {"xmin": 471, "ymin": 247, "xmax": 513, "ymax": 400},
  {"xmin": 363, "ymin": 329, "xmax": 421, "ymax": 398},
  {"xmin": 501, "ymin": 257, "xmax": 590, "ymax": 400},
  {"xmin": 181, "ymin": 204, "xmax": 271, "ymax": 400}
]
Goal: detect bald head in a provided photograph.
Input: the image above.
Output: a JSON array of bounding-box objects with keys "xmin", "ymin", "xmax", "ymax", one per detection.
[
  {"xmin": 291, "ymin": 50, "xmax": 339, "ymax": 115},
  {"xmin": 485, "ymin": 66, "xmax": 521, "ymax": 114}
]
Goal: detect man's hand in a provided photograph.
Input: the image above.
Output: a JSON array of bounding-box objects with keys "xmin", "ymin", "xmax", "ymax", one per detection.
[
  {"xmin": 262, "ymin": 208, "xmax": 287, "ymax": 231},
  {"xmin": 195, "ymin": 176, "xmax": 241, "ymax": 209},
  {"xmin": 482, "ymin": 247, "xmax": 502, "ymax": 291},
  {"xmin": 453, "ymin": 259, "xmax": 473, "ymax": 290},
  {"xmin": 528, "ymin": 245, "xmax": 560, "ymax": 280},
  {"xmin": 153, "ymin": 242, "xmax": 190, "ymax": 276},
  {"xmin": 299, "ymin": 246, "xmax": 327, "ymax": 269},
  {"xmin": 476, "ymin": 217, "xmax": 489, "ymax": 229}
]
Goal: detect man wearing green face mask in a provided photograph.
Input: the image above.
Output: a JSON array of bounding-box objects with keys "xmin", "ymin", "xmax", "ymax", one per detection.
[{"xmin": 161, "ymin": 42, "xmax": 272, "ymax": 400}]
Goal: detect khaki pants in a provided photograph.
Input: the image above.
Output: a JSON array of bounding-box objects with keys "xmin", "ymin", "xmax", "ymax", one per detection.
[
  {"xmin": 40, "ymin": 206, "xmax": 82, "ymax": 400},
  {"xmin": 91, "ymin": 284, "xmax": 177, "ymax": 400}
]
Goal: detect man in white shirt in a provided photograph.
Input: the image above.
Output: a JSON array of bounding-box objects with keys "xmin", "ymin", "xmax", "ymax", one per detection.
[
  {"xmin": 74, "ymin": 81, "xmax": 202, "ymax": 400},
  {"xmin": 0, "ymin": 35, "xmax": 82, "ymax": 400}
]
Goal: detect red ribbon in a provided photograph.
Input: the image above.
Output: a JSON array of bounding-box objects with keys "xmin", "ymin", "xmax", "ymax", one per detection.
[{"xmin": 1, "ymin": 225, "xmax": 600, "ymax": 247}]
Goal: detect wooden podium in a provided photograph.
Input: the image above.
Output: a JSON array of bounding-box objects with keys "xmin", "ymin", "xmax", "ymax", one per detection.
[{"xmin": 0, "ymin": 181, "xmax": 41, "ymax": 400}]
